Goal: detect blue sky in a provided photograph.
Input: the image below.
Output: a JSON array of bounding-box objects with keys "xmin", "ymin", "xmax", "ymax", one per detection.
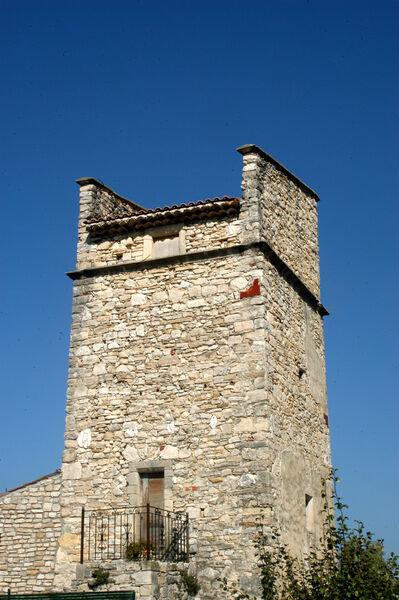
[{"xmin": 1, "ymin": 0, "xmax": 398, "ymax": 554}]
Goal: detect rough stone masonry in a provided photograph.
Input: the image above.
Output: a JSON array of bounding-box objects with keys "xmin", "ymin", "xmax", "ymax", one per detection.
[{"xmin": 0, "ymin": 145, "xmax": 332, "ymax": 599}]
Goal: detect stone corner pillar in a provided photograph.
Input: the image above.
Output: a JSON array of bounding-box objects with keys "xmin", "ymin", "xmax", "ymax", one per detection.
[{"xmin": 236, "ymin": 144, "xmax": 265, "ymax": 244}]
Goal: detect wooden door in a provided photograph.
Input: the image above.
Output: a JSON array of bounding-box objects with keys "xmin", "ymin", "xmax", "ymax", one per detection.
[
  {"xmin": 140, "ymin": 472, "xmax": 164, "ymax": 509},
  {"xmin": 139, "ymin": 472, "xmax": 165, "ymax": 553}
]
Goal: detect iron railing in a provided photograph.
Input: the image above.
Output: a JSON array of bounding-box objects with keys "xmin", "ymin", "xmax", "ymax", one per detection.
[{"xmin": 81, "ymin": 505, "xmax": 189, "ymax": 563}]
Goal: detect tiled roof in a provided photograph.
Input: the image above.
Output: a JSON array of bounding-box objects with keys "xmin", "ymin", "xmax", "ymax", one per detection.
[
  {"xmin": 0, "ymin": 469, "xmax": 61, "ymax": 497},
  {"xmin": 86, "ymin": 196, "xmax": 240, "ymax": 233}
]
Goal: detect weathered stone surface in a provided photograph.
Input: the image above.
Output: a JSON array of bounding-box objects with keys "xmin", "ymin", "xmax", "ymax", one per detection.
[
  {"xmin": 0, "ymin": 471, "xmax": 61, "ymax": 593},
  {"xmin": 62, "ymin": 462, "xmax": 82, "ymax": 480},
  {"xmin": 58, "ymin": 534, "xmax": 79, "ymax": 548},
  {"xmin": 123, "ymin": 445, "xmax": 141, "ymax": 462},
  {"xmin": 1, "ymin": 146, "xmax": 331, "ymax": 599}
]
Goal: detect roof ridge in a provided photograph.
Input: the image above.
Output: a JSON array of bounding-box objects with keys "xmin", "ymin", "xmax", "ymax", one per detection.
[
  {"xmin": 0, "ymin": 469, "xmax": 61, "ymax": 498},
  {"xmin": 85, "ymin": 196, "xmax": 240, "ymax": 227}
]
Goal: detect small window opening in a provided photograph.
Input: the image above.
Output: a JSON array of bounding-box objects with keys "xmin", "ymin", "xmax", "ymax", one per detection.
[{"xmin": 305, "ymin": 494, "xmax": 314, "ymax": 531}]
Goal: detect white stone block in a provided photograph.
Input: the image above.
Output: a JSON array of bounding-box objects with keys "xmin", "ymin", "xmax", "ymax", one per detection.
[
  {"xmin": 77, "ymin": 429, "xmax": 91, "ymax": 448},
  {"xmin": 123, "ymin": 445, "xmax": 140, "ymax": 462},
  {"xmin": 160, "ymin": 445, "xmax": 178, "ymax": 459},
  {"xmin": 134, "ymin": 570, "xmax": 153, "ymax": 585},
  {"xmin": 130, "ymin": 293, "xmax": 146, "ymax": 306},
  {"xmin": 239, "ymin": 473, "xmax": 257, "ymax": 487},
  {"xmin": 62, "ymin": 462, "xmax": 82, "ymax": 480}
]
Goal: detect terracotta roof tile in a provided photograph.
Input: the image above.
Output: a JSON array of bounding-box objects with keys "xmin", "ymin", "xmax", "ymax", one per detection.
[{"xmin": 86, "ymin": 196, "xmax": 240, "ymax": 233}]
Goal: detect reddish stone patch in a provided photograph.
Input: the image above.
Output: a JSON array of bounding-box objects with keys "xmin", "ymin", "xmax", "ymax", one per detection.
[
  {"xmin": 160, "ymin": 445, "xmax": 165, "ymax": 450},
  {"xmin": 192, "ymin": 486, "xmax": 198, "ymax": 491},
  {"xmin": 170, "ymin": 349, "xmax": 175, "ymax": 355},
  {"xmin": 240, "ymin": 278, "xmax": 260, "ymax": 298}
]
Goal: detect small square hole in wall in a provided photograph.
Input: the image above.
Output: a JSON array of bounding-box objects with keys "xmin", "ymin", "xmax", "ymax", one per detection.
[{"xmin": 305, "ymin": 494, "xmax": 315, "ymax": 531}]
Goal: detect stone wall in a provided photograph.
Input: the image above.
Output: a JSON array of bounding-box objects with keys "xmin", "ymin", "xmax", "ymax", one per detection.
[
  {"xmin": 0, "ymin": 471, "xmax": 61, "ymax": 593},
  {"xmin": 239, "ymin": 145, "xmax": 321, "ymax": 299},
  {"xmin": 68, "ymin": 560, "xmax": 190, "ymax": 599},
  {"xmin": 81, "ymin": 215, "xmax": 241, "ymax": 269},
  {"xmin": 0, "ymin": 145, "xmax": 330, "ymax": 598},
  {"xmin": 55, "ymin": 154, "xmax": 331, "ymax": 595}
]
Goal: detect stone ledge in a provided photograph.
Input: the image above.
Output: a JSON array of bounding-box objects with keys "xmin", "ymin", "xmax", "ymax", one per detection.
[{"xmin": 66, "ymin": 242, "xmax": 328, "ymax": 317}]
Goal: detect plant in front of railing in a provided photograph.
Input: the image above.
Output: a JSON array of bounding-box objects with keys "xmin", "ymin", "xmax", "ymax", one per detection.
[
  {"xmin": 179, "ymin": 570, "xmax": 201, "ymax": 597},
  {"xmin": 85, "ymin": 506, "xmax": 189, "ymax": 562},
  {"xmin": 126, "ymin": 539, "xmax": 156, "ymax": 560},
  {"xmin": 88, "ymin": 567, "xmax": 114, "ymax": 589}
]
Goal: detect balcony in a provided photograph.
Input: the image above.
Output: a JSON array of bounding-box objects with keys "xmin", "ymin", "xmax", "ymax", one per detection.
[{"xmin": 80, "ymin": 505, "xmax": 189, "ymax": 564}]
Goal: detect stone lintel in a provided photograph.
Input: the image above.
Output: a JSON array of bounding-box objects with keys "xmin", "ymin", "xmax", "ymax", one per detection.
[
  {"xmin": 66, "ymin": 242, "xmax": 329, "ymax": 317},
  {"xmin": 75, "ymin": 177, "xmax": 144, "ymax": 211},
  {"xmin": 237, "ymin": 145, "xmax": 320, "ymax": 201}
]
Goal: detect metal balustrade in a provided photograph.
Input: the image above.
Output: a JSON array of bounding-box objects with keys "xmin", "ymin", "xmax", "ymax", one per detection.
[{"xmin": 80, "ymin": 505, "xmax": 189, "ymax": 563}]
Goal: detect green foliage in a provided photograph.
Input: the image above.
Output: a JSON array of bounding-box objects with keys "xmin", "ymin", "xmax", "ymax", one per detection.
[
  {"xmin": 126, "ymin": 538, "xmax": 155, "ymax": 560},
  {"xmin": 179, "ymin": 569, "xmax": 201, "ymax": 596},
  {"xmin": 222, "ymin": 471, "xmax": 399, "ymax": 599},
  {"xmin": 88, "ymin": 567, "xmax": 113, "ymax": 589}
]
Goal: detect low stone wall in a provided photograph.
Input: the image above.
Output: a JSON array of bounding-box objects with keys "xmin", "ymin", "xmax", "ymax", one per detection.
[
  {"xmin": 70, "ymin": 559, "xmax": 191, "ymax": 600},
  {"xmin": 0, "ymin": 471, "xmax": 61, "ymax": 593}
]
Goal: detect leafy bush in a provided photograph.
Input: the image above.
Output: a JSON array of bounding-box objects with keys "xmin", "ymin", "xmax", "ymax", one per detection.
[
  {"xmin": 222, "ymin": 471, "xmax": 399, "ymax": 599},
  {"xmin": 126, "ymin": 538, "xmax": 155, "ymax": 560},
  {"xmin": 180, "ymin": 569, "xmax": 201, "ymax": 596},
  {"xmin": 88, "ymin": 567, "xmax": 112, "ymax": 589}
]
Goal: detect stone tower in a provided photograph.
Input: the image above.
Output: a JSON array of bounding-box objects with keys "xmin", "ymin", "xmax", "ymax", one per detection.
[{"xmin": 54, "ymin": 145, "xmax": 331, "ymax": 598}]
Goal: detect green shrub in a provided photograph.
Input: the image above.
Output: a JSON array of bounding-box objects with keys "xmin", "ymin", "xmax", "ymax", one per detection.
[
  {"xmin": 221, "ymin": 470, "xmax": 399, "ymax": 600},
  {"xmin": 126, "ymin": 538, "xmax": 155, "ymax": 560},
  {"xmin": 88, "ymin": 567, "xmax": 112, "ymax": 589},
  {"xmin": 180, "ymin": 569, "xmax": 201, "ymax": 596}
]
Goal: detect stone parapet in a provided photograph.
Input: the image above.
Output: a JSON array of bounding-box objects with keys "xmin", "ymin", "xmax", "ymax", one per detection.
[
  {"xmin": 238, "ymin": 145, "xmax": 321, "ymax": 299},
  {"xmin": 69, "ymin": 560, "xmax": 190, "ymax": 599}
]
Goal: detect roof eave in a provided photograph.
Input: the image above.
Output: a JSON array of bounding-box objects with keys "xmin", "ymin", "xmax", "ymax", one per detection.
[{"xmin": 86, "ymin": 198, "xmax": 241, "ymax": 233}]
